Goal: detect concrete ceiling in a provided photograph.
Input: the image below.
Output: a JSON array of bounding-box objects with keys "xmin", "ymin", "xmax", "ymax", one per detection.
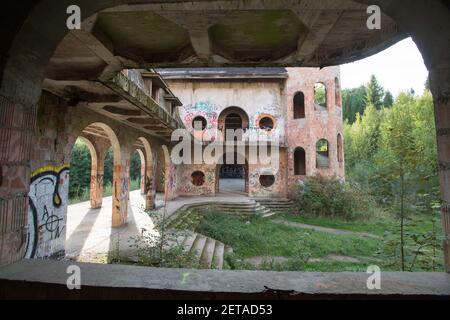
[{"xmin": 44, "ymin": 0, "xmax": 406, "ymax": 82}]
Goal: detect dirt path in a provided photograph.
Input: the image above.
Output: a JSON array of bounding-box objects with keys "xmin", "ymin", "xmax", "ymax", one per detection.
[{"xmin": 271, "ymin": 219, "xmax": 381, "ymax": 239}]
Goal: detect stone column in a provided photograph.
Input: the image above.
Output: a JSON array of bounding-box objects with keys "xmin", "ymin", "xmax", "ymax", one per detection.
[
  {"xmin": 90, "ymin": 152, "xmax": 104, "ymax": 209},
  {"xmin": 0, "ymin": 98, "xmax": 33, "ymax": 265},
  {"xmin": 112, "ymin": 158, "xmax": 129, "ymax": 227},
  {"xmin": 430, "ymin": 66, "xmax": 450, "ymax": 272}
]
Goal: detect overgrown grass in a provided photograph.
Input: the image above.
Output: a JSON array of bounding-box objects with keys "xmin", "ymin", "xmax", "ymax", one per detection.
[{"xmin": 171, "ymin": 208, "xmax": 444, "ymax": 272}]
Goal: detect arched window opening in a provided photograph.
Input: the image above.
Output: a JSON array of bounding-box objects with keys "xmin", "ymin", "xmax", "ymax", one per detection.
[
  {"xmin": 314, "ymin": 83, "xmax": 327, "ymax": 109},
  {"xmin": 316, "ymin": 139, "xmax": 330, "ymax": 168},
  {"xmin": 293, "ymin": 92, "xmax": 305, "ymax": 119},
  {"xmin": 294, "ymin": 147, "xmax": 306, "ymax": 175}
]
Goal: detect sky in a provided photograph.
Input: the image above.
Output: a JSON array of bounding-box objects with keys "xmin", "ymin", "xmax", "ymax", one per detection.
[{"xmin": 340, "ymin": 37, "xmax": 428, "ymax": 96}]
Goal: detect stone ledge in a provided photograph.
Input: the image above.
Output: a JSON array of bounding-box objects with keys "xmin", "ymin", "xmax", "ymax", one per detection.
[{"xmin": 0, "ymin": 259, "xmax": 450, "ymax": 299}]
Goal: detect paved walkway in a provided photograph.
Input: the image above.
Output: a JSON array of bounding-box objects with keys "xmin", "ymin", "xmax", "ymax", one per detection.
[
  {"xmin": 66, "ymin": 190, "xmax": 252, "ymax": 262},
  {"xmin": 65, "ymin": 190, "xmax": 161, "ymax": 262},
  {"xmin": 271, "ymin": 219, "xmax": 381, "ymax": 239}
]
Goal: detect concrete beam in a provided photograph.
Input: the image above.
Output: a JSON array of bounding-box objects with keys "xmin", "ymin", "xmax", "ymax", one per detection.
[
  {"xmin": 294, "ymin": 10, "xmax": 343, "ymax": 63},
  {"xmin": 0, "ymin": 260, "xmax": 450, "ymax": 299}
]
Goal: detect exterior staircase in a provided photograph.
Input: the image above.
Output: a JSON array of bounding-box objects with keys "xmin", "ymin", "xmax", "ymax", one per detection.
[
  {"xmin": 213, "ymin": 201, "xmax": 272, "ymax": 216},
  {"xmin": 253, "ymin": 198, "xmax": 297, "ymax": 215},
  {"xmin": 166, "ymin": 230, "xmax": 233, "ymax": 270}
]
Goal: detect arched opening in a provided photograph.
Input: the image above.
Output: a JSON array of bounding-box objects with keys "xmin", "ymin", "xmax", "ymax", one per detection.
[
  {"xmin": 216, "ymin": 152, "xmax": 248, "ymax": 195},
  {"xmin": 294, "ymin": 147, "xmax": 306, "ymax": 175},
  {"xmin": 293, "ymin": 92, "xmax": 305, "ymax": 119},
  {"xmin": 130, "ymin": 150, "xmax": 144, "ymax": 193},
  {"xmin": 316, "ymin": 139, "xmax": 330, "ymax": 168},
  {"xmin": 64, "ymin": 123, "xmax": 125, "ymax": 261},
  {"xmin": 68, "ymin": 137, "xmax": 95, "ymax": 205},
  {"xmin": 218, "ymin": 107, "xmax": 249, "ymax": 141},
  {"xmin": 337, "ymin": 134, "xmax": 343, "ymax": 163},
  {"xmin": 314, "ymin": 82, "xmax": 327, "ymax": 110},
  {"xmin": 335, "ymin": 77, "xmax": 341, "ymax": 107}
]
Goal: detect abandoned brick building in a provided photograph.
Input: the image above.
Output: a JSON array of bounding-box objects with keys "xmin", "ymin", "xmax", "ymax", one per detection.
[
  {"xmin": 0, "ymin": 0, "xmax": 449, "ymax": 299},
  {"xmin": 157, "ymin": 67, "xmax": 344, "ymax": 198}
]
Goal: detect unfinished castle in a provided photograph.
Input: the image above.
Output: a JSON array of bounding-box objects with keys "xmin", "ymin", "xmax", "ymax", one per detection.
[{"xmin": 158, "ymin": 67, "xmax": 344, "ymax": 198}]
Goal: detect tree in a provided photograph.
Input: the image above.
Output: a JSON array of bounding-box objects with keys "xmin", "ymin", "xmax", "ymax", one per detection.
[
  {"xmin": 342, "ymin": 85, "xmax": 367, "ymax": 123},
  {"xmin": 69, "ymin": 140, "xmax": 92, "ymax": 199},
  {"xmin": 383, "ymin": 91, "xmax": 394, "ymax": 108},
  {"xmin": 377, "ymin": 93, "xmax": 419, "ymax": 271},
  {"xmin": 366, "ymin": 75, "xmax": 384, "ymax": 110}
]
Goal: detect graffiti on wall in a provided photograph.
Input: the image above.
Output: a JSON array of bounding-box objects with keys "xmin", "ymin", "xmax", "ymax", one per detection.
[
  {"xmin": 25, "ymin": 165, "xmax": 70, "ymax": 259},
  {"xmin": 181, "ymin": 101, "xmax": 219, "ymax": 140}
]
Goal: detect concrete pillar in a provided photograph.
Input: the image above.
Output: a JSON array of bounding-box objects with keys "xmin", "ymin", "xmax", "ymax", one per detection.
[
  {"xmin": 0, "ymin": 97, "xmax": 33, "ymax": 265},
  {"xmin": 90, "ymin": 152, "xmax": 104, "ymax": 209},
  {"xmin": 112, "ymin": 159, "xmax": 129, "ymax": 227},
  {"xmin": 144, "ymin": 157, "xmax": 155, "ymax": 209},
  {"xmin": 429, "ymin": 66, "xmax": 450, "ymax": 272}
]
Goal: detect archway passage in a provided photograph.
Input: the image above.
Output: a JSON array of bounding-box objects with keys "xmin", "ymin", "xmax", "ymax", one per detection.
[
  {"xmin": 217, "ymin": 152, "xmax": 248, "ymax": 195},
  {"xmin": 132, "ymin": 137, "xmax": 156, "ymax": 209}
]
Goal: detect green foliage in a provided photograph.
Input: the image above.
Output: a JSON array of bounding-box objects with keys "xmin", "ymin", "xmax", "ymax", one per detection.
[
  {"xmin": 343, "ymin": 85, "xmax": 367, "ymax": 123},
  {"xmin": 383, "ymin": 90, "xmax": 394, "ymax": 108},
  {"xmin": 295, "ymin": 175, "xmax": 376, "ymax": 220},
  {"xmin": 69, "ymin": 140, "xmax": 143, "ymax": 203},
  {"xmin": 344, "ymin": 89, "xmax": 440, "ymax": 271},
  {"xmin": 314, "ymin": 83, "xmax": 327, "ymax": 107},
  {"xmin": 366, "ymin": 74, "xmax": 385, "ymax": 110},
  {"xmin": 69, "ymin": 140, "xmax": 92, "ymax": 199}
]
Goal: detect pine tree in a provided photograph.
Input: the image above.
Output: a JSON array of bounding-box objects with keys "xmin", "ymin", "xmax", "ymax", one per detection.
[
  {"xmin": 383, "ymin": 91, "xmax": 394, "ymax": 108},
  {"xmin": 366, "ymin": 75, "xmax": 384, "ymax": 110}
]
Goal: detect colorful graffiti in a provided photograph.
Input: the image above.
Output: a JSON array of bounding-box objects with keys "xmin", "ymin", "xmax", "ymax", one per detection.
[{"xmin": 25, "ymin": 164, "xmax": 70, "ymax": 259}]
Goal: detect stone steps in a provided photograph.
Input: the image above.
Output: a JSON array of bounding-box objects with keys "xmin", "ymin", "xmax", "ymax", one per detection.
[
  {"xmin": 170, "ymin": 230, "xmax": 230, "ymax": 270},
  {"xmin": 254, "ymin": 198, "xmax": 297, "ymax": 214},
  {"xmin": 213, "ymin": 202, "xmax": 272, "ymax": 216}
]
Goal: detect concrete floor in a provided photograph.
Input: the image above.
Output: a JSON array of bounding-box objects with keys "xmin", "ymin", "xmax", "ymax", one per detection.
[
  {"xmin": 218, "ymin": 178, "xmax": 246, "ymax": 194},
  {"xmin": 65, "ymin": 189, "xmax": 251, "ymax": 262},
  {"xmin": 65, "ymin": 190, "xmax": 163, "ymax": 262}
]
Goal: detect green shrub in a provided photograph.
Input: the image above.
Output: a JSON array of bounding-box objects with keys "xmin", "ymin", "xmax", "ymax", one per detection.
[{"xmin": 296, "ymin": 175, "xmax": 375, "ymax": 220}]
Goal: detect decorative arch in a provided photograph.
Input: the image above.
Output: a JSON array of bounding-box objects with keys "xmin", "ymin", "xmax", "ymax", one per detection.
[
  {"xmin": 76, "ymin": 136, "xmax": 102, "ymax": 209},
  {"xmin": 134, "ymin": 137, "xmax": 155, "ymax": 209},
  {"xmin": 82, "ymin": 122, "xmax": 125, "ymax": 227},
  {"xmin": 218, "ymin": 106, "xmax": 250, "ymax": 140}
]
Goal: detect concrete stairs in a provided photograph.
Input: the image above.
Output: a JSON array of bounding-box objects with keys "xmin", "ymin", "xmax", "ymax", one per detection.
[
  {"xmin": 253, "ymin": 198, "xmax": 297, "ymax": 215},
  {"xmin": 213, "ymin": 201, "xmax": 272, "ymax": 216},
  {"xmin": 167, "ymin": 230, "xmax": 232, "ymax": 269}
]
